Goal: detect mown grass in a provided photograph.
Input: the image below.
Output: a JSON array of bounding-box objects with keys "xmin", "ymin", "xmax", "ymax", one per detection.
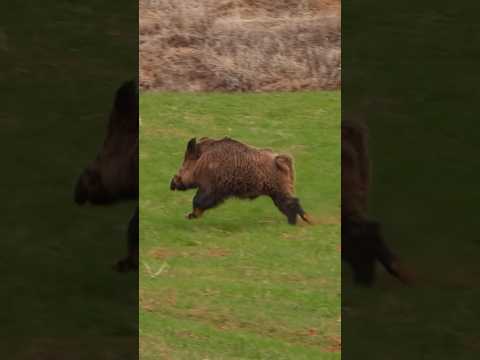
[
  {"xmin": 140, "ymin": 91, "xmax": 341, "ymax": 359},
  {"xmin": 0, "ymin": 1, "xmax": 137, "ymax": 358},
  {"xmin": 342, "ymin": 2, "xmax": 480, "ymax": 359}
]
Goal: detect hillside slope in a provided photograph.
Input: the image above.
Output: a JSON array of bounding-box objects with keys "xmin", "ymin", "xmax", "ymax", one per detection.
[{"xmin": 140, "ymin": 0, "xmax": 340, "ymax": 91}]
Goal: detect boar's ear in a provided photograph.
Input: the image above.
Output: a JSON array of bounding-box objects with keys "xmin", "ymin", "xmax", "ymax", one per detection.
[
  {"xmin": 187, "ymin": 137, "xmax": 196, "ymax": 152},
  {"xmin": 114, "ymin": 80, "xmax": 137, "ymax": 115},
  {"xmin": 186, "ymin": 137, "xmax": 200, "ymax": 159}
]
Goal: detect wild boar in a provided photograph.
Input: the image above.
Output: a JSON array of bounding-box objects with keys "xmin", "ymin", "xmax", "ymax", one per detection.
[
  {"xmin": 341, "ymin": 119, "xmax": 411, "ymax": 285},
  {"xmin": 74, "ymin": 80, "xmax": 138, "ymax": 272},
  {"xmin": 170, "ymin": 137, "xmax": 312, "ymax": 225}
]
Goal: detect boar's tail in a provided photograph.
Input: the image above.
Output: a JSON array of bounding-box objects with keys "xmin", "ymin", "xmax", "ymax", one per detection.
[{"xmin": 275, "ymin": 154, "xmax": 294, "ymax": 180}]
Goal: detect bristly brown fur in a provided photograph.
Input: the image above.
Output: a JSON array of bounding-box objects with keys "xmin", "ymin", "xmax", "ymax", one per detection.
[
  {"xmin": 171, "ymin": 137, "xmax": 310, "ymax": 225},
  {"xmin": 341, "ymin": 119, "xmax": 370, "ymax": 220}
]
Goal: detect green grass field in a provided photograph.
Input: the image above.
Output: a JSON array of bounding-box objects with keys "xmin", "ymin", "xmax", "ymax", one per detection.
[
  {"xmin": 342, "ymin": 2, "xmax": 480, "ymax": 359},
  {"xmin": 1, "ymin": 1, "xmax": 137, "ymax": 357},
  {"xmin": 342, "ymin": 118, "xmax": 480, "ymax": 360},
  {"xmin": 140, "ymin": 91, "xmax": 341, "ymax": 359}
]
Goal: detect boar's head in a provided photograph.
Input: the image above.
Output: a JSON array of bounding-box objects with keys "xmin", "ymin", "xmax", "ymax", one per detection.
[
  {"xmin": 74, "ymin": 80, "xmax": 138, "ymax": 205},
  {"xmin": 170, "ymin": 137, "xmax": 202, "ymax": 191}
]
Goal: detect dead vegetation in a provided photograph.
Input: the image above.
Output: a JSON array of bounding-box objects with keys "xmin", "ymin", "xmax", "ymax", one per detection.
[{"xmin": 140, "ymin": 0, "xmax": 340, "ymax": 91}]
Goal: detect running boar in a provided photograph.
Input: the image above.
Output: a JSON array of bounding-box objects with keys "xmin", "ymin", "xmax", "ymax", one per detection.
[
  {"xmin": 170, "ymin": 137, "xmax": 312, "ymax": 225},
  {"xmin": 74, "ymin": 80, "xmax": 139, "ymax": 272},
  {"xmin": 341, "ymin": 120, "xmax": 411, "ymax": 285}
]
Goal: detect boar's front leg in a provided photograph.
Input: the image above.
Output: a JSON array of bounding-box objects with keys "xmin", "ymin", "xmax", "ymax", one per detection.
[
  {"xmin": 115, "ymin": 207, "xmax": 139, "ymax": 272},
  {"xmin": 342, "ymin": 219, "xmax": 412, "ymax": 285},
  {"xmin": 187, "ymin": 189, "xmax": 224, "ymax": 219}
]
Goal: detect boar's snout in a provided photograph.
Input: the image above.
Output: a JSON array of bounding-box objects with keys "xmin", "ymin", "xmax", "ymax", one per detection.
[
  {"xmin": 170, "ymin": 177, "xmax": 177, "ymax": 191},
  {"xmin": 73, "ymin": 168, "xmax": 113, "ymax": 205},
  {"xmin": 170, "ymin": 175, "xmax": 187, "ymax": 191}
]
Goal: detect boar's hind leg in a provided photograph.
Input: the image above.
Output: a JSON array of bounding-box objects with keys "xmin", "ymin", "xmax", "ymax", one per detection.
[
  {"xmin": 341, "ymin": 222, "xmax": 377, "ymax": 285},
  {"xmin": 187, "ymin": 190, "xmax": 224, "ymax": 219},
  {"xmin": 115, "ymin": 207, "xmax": 139, "ymax": 272},
  {"xmin": 272, "ymin": 195, "xmax": 309, "ymax": 225},
  {"xmin": 364, "ymin": 221, "xmax": 412, "ymax": 284},
  {"xmin": 342, "ymin": 220, "xmax": 411, "ymax": 285},
  {"xmin": 374, "ymin": 234, "xmax": 412, "ymax": 285}
]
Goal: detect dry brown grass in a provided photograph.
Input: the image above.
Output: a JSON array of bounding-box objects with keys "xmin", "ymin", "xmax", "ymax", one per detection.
[{"xmin": 140, "ymin": 0, "xmax": 340, "ymax": 91}]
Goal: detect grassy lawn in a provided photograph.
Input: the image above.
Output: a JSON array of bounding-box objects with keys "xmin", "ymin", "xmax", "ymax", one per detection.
[
  {"xmin": 1, "ymin": 1, "xmax": 137, "ymax": 357},
  {"xmin": 140, "ymin": 91, "xmax": 341, "ymax": 359},
  {"xmin": 342, "ymin": 116, "xmax": 480, "ymax": 359},
  {"xmin": 343, "ymin": 2, "xmax": 480, "ymax": 359},
  {"xmin": 341, "ymin": 116, "xmax": 480, "ymax": 359}
]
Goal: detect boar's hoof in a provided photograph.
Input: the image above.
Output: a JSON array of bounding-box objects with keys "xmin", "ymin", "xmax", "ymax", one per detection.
[
  {"xmin": 186, "ymin": 208, "xmax": 204, "ymax": 219},
  {"xmin": 386, "ymin": 260, "xmax": 415, "ymax": 286},
  {"xmin": 114, "ymin": 257, "xmax": 138, "ymax": 273},
  {"xmin": 170, "ymin": 179, "xmax": 176, "ymax": 191},
  {"xmin": 300, "ymin": 213, "xmax": 314, "ymax": 225}
]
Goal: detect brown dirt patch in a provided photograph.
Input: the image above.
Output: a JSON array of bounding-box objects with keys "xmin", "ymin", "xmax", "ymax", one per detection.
[{"xmin": 325, "ymin": 335, "xmax": 341, "ymax": 352}]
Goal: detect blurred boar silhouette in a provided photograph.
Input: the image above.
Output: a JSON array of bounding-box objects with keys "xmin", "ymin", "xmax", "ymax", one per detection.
[
  {"xmin": 74, "ymin": 80, "xmax": 138, "ymax": 272},
  {"xmin": 171, "ymin": 137, "xmax": 312, "ymax": 225},
  {"xmin": 342, "ymin": 120, "xmax": 411, "ymax": 285}
]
